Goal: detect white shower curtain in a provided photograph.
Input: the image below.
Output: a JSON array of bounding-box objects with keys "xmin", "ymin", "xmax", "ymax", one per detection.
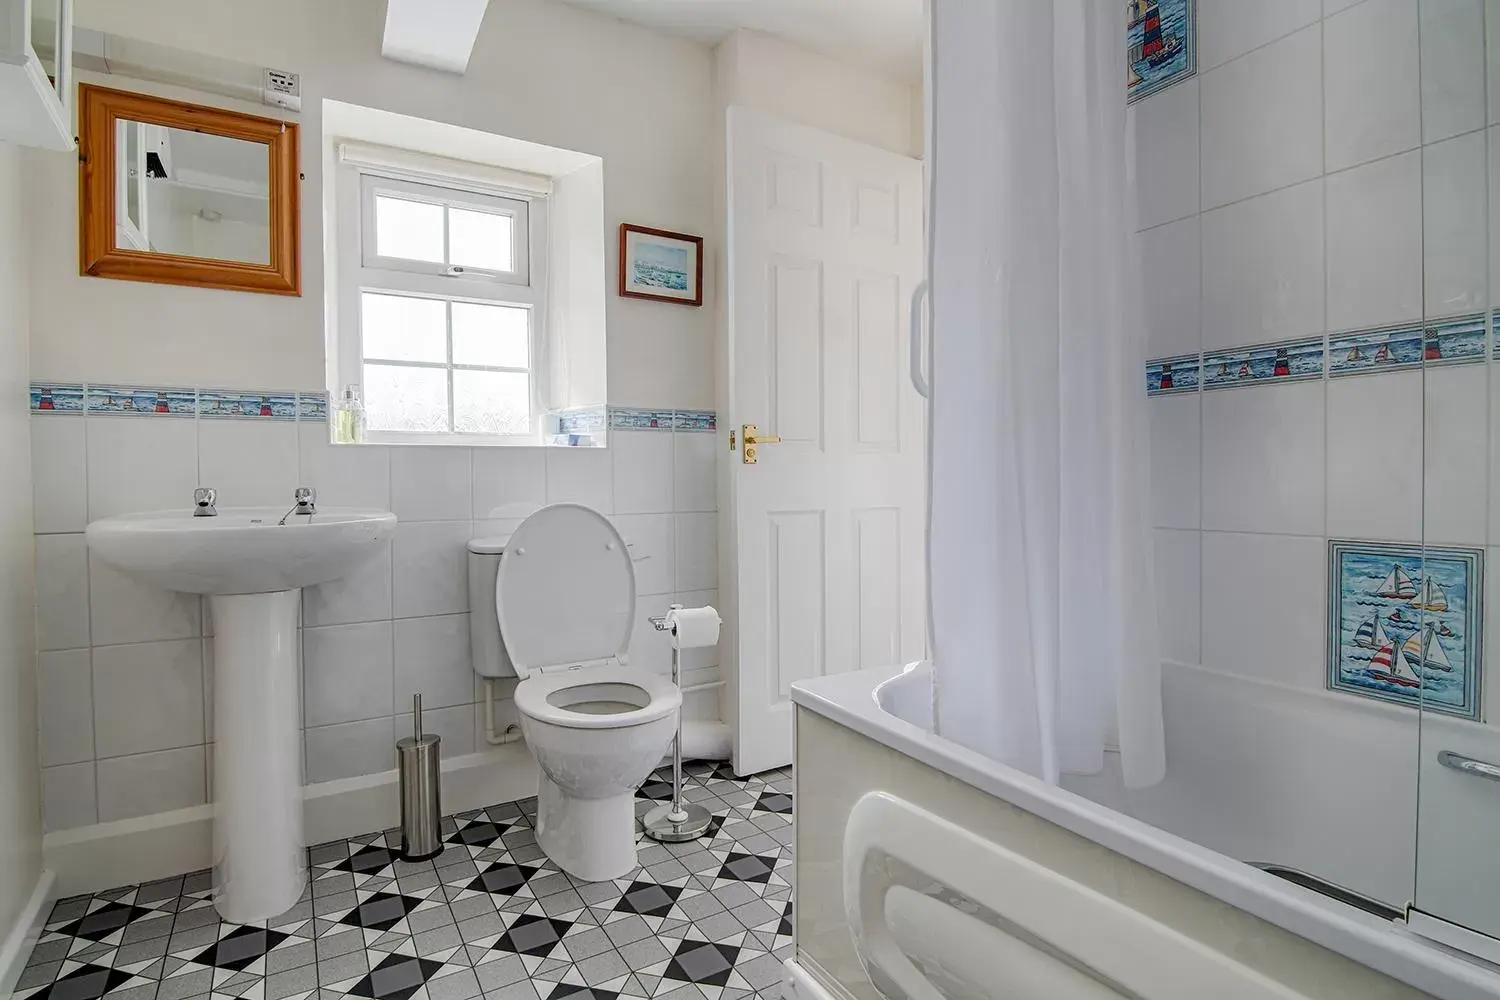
[{"xmin": 927, "ymin": 0, "xmax": 1165, "ymax": 788}]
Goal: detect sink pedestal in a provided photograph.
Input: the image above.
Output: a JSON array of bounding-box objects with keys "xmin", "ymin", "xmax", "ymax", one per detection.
[{"xmin": 210, "ymin": 590, "xmax": 306, "ymax": 923}]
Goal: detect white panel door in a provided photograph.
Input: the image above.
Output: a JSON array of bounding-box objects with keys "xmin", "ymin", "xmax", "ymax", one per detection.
[{"xmin": 727, "ymin": 106, "xmax": 926, "ymax": 776}]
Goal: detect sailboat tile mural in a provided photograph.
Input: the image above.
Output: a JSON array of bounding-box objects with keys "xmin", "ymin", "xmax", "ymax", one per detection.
[
  {"xmin": 1128, "ymin": 0, "xmax": 1195, "ymax": 103},
  {"xmin": 1327, "ymin": 541, "xmax": 1483, "ymax": 720}
]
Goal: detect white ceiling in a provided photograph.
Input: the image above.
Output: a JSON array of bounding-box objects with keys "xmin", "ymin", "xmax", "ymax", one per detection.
[{"xmin": 553, "ymin": 0, "xmax": 924, "ymax": 82}]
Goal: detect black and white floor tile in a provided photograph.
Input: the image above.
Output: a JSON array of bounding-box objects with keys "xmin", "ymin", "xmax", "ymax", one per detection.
[{"xmin": 19, "ymin": 764, "xmax": 794, "ymax": 1000}]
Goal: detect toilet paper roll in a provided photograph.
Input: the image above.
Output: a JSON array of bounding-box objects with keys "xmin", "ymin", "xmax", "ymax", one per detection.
[{"xmin": 667, "ymin": 605, "xmax": 721, "ymax": 650}]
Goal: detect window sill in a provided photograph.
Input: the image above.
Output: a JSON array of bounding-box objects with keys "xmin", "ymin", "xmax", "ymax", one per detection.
[{"xmin": 331, "ymin": 430, "xmax": 605, "ymax": 449}]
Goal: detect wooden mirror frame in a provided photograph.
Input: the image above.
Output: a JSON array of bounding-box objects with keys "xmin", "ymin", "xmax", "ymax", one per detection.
[{"xmin": 78, "ymin": 84, "xmax": 301, "ymax": 296}]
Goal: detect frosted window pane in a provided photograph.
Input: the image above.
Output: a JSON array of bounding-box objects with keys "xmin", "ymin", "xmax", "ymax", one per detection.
[
  {"xmin": 361, "ymin": 293, "xmax": 447, "ymax": 363},
  {"xmin": 454, "ymin": 370, "xmax": 529, "ymax": 435},
  {"xmin": 452, "ymin": 301, "xmax": 529, "ymax": 368},
  {"xmin": 375, "ymin": 196, "xmax": 444, "ymax": 263},
  {"xmin": 364, "ymin": 364, "xmax": 449, "ymax": 433},
  {"xmin": 448, "ymin": 208, "xmax": 514, "ymax": 272}
]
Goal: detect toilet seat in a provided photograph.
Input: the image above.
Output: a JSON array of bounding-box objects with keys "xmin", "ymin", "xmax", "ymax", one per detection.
[
  {"xmin": 513, "ymin": 662, "xmax": 680, "ymax": 730},
  {"xmin": 497, "ymin": 503, "xmax": 679, "ymax": 731}
]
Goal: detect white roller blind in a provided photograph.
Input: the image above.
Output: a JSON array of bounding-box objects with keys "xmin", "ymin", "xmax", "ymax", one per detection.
[{"xmin": 337, "ymin": 140, "xmax": 554, "ymax": 198}]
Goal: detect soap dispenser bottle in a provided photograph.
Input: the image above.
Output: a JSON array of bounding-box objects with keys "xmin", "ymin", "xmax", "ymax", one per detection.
[{"xmin": 334, "ymin": 384, "xmax": 365, "ymax": 444}]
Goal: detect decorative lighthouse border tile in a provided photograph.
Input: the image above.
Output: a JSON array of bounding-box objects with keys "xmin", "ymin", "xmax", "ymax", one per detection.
[
  {"xmin": 31, "ymin": 385, "xmax": 716, "ymax": 434},
  {"xmin": 1201, "ymin": 336, "xmax": 1324, "ymax": 389},
  {"xmin": 1128, "ymin": 0, "xmax": 1196, "ymax": 104},
  {"xmin": 1146, "ymin": 355, "xmax": 1200, "ymax": 394},
  {"xmin": 30, "ymin": 382, "xmax": 325, "ymax": 420},
  {"xmin": 197, "ymin": 389, "xmax": 300, "ymax": 420},
  {"xmin": 1331, "ymin": 314, "xmax": 1487, "ymax": 376},
  {"xmin": 1327, "ymin": 540, "xmax": 1483, "ymax": 721},
  {"xmin": 1146, "ymin": 312, "xmax": 1494, "ymax": 396}
]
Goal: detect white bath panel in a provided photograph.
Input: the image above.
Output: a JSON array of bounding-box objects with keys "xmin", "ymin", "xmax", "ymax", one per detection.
[{"xmin": 843, "ymin": 791, "xmax": 1312, "ymax": 999}]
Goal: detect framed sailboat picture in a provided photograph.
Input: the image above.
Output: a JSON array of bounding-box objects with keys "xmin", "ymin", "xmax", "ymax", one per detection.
[
  {"xmin": 1127, "ymin": 0, "xmax": 1196, "ymax": 104},
  {"xmin": 1327, "ymin": 540, "xmax": 1483, "ymax": 720}
]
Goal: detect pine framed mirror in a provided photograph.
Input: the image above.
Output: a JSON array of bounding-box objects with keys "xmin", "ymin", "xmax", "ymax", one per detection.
[{"xmin": 77, "ymin": 84, "xmax": 301, "ymax": 295}]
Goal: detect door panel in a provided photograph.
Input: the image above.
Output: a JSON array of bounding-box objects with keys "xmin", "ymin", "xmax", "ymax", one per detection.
[
  {"xmin": 768, "ymin": 257, "xmax": 825, "ymax": 445},
  {"xmin": 854, "ymin": 272, "xmax": 902, "ymax": 452},
  {"xmin": 855, "ymin": 506, "xmax": 903, "ymax": 667},
  {"xmin": 767, "ymin": 510, "xmax": 827, "ymax": 700}
]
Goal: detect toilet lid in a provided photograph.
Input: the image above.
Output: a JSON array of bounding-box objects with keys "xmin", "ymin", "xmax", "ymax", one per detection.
[{"xmin": 495, "ymin": 503, "xmax": 635, "ymax": 678}]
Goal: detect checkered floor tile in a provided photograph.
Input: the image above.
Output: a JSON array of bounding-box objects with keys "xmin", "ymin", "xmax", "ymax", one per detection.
[{"xmin": 19, "ymin": 765, "xmax": 794, "ymax": 1000}]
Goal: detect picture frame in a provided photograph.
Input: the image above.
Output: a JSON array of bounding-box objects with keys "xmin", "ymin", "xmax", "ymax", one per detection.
[{"xmin": 618, "ymin": 223, "xmax": 703, "ymax": 307}]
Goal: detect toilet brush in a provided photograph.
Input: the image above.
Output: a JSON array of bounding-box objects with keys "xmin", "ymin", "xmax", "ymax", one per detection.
[{"xmin": 643, "ymin": 606, "xmax": 713, "ymax": 842}]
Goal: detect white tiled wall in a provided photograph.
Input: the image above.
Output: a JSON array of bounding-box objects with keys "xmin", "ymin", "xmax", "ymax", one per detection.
[
  {"xmin": 1136, "ymin": 0, "xmax": 1497, "ymax": 699},
  {"xmin": 30, "ymin": 418, "xmax": 719, "ymax": 832}
]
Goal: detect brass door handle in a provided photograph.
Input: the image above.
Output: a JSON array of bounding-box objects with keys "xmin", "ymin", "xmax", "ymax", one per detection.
[{"xmin": 742, "ymin": 424, "xmax": 781, "ymax": 464}]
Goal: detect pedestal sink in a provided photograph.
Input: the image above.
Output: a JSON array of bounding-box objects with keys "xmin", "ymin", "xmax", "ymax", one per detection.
[{"xmin": 86, "ymin": 506, "xmax": 397, "ymax": 923}]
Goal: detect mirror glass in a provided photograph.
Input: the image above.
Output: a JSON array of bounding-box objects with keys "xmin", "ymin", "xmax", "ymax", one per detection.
[
  {"xmin": 29, "ymin": 0, "xmax": 60, "ymax": 76},
  {"xmin": 114, "ymin": 122, "xmax": 273, "ymax": 265}
]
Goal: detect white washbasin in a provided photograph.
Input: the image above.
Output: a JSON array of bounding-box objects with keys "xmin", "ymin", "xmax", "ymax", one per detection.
[{"xmin": 85, "ymin": 506, "xmax": 396, "ymax": 595}]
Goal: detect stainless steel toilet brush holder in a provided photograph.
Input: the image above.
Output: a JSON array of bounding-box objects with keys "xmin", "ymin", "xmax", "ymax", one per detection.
[
  {"xmin": 644, "ymin": 609, "xmax": 712, "ymax": 843},
  {"xmin": 397, "ymin": 693, "xmax": 443, "ymax": 861}
]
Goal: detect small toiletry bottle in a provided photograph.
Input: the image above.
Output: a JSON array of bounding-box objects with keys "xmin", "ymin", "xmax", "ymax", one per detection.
[{"xmin": 334, "ymin": 385, "xmax": 365, "ymax": 444}]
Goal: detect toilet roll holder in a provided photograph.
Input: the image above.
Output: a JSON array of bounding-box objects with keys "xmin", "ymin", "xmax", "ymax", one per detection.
[{"xmin": 643, "ymin": 604, "xmax": 714, "ymax": 842}]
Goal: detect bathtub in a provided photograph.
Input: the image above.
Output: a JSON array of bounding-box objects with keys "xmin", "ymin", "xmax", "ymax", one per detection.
[{"xmin": 786, "ymin": 662, "xmax": 1500, "ymax": 1000}]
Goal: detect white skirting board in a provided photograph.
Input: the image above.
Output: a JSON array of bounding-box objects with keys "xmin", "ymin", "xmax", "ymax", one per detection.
[
  {"xmin": 43, "ymin": 744, "xmax": 538, "ymax": 897},
  {"xmin": 0, "ymin": 870, "xmax": 58, "ymax": 995}
]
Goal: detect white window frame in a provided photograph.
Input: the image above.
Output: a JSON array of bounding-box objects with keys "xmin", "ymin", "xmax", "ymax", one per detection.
[
  {"xmin": 360, "ymin": 174, "xmax": 531, "ymax": 285},
  {"xmin": 333, "ymin": 154, "xmax": 550, "ymax": 446}
]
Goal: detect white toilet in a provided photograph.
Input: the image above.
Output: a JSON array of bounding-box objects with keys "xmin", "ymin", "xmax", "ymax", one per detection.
[{"xmin": 467, "ymin": 502, "xmax": 681, "ymax": 882}]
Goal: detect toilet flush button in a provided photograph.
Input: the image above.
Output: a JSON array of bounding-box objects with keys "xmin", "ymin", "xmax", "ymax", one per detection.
[{"xmin": 515, "ymin": 548, "xmax": 525, "ymax": 555}]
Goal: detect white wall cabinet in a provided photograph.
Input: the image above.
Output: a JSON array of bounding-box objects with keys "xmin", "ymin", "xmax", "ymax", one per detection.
[{"xmin": 0, "ymin": 0, "xmax": 74, "ymax": 151}]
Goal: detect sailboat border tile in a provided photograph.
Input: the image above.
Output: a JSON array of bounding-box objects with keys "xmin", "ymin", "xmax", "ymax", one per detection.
[
  {"xmin": 30, "ymin": 384, "xmax": 717, "ymax": 434},
  {"xmin": 1202, "ymin": 336, "xmax": 1325, "ymax": 390},
  {"xmin": 1327, "ymin": 539, "xmax": 1482, "ymax": 721},
  {"xmin": 198, "ymin": 390, "xmax": 300, "ymax": 420},
  {"xmin": 1147, "ymin": 313, "xmax": 1494, "ymax": 395},
  {"xmin": 84, "ymin": 385, "xmax": 198, "ymax": 416},
  {"xmin": 1329, "ymin": 313, "xmax": 1487, "ymax": 378},
  {"xmin": 29, "ymin": 383, "xmax": 325, "ymax": 420}
]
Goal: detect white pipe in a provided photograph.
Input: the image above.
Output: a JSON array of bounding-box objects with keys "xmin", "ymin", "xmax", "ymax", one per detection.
[
  {"xmin": 680, "ymin": 679, "xmax": 725, "ymax": 695},
  {"xmin": 482, "ymin": 678, "xmax": 522, "ymax": 745}
]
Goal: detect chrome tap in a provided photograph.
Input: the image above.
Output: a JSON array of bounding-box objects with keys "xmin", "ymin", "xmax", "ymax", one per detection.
[
  {"xmin": 193, "ymin": 487, "xmax": 217, "ymax": 517},
  {"xmin": 278, "ymin": 486, "xmax": 316, "ymax": 525}
]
